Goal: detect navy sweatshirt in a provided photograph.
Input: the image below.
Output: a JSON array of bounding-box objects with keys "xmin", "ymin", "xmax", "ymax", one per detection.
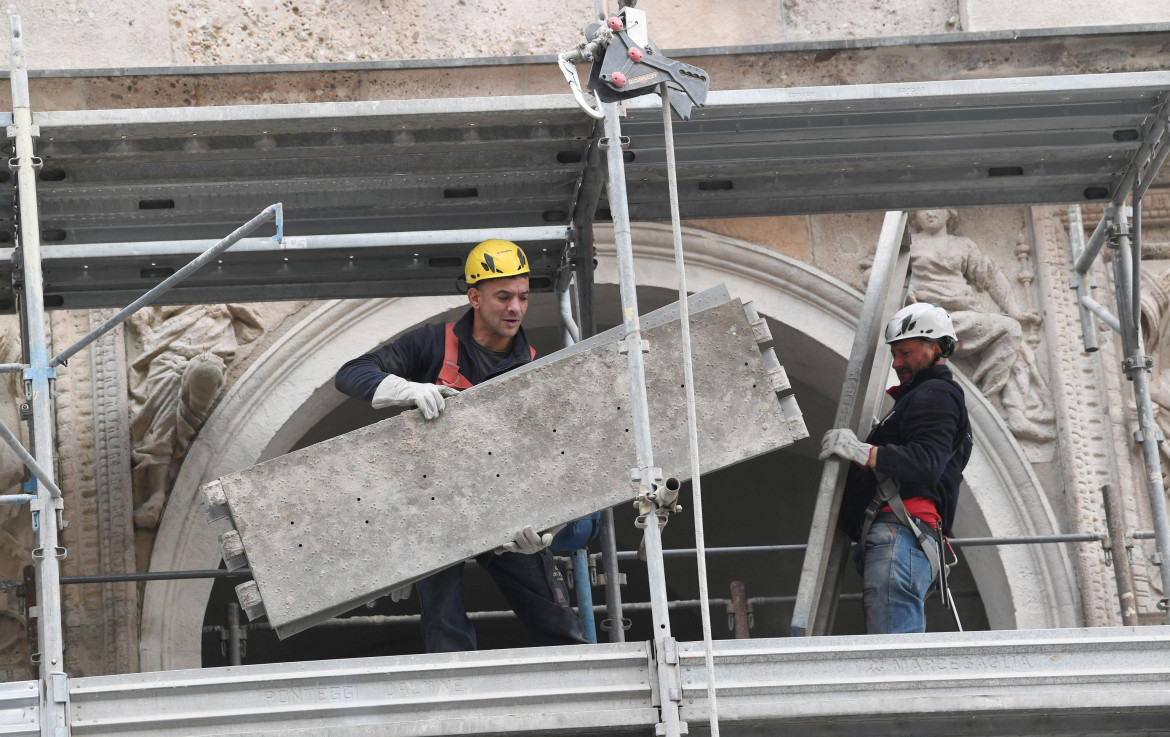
[{"xmin": 839, "ymin": 364, "xmax": 971, "ymax": 539}]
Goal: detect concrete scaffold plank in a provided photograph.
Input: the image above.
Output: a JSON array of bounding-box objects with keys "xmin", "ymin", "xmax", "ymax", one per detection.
[{"xmin": 202, "ymin": 296, "xmax": 807, "ymax": 638}]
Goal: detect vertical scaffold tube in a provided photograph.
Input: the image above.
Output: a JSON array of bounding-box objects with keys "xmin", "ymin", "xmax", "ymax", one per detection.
[
  {"xmin": 1111, "ymin": 207, "xmax": 1170, "ymax": 622},
  {"xmin": 600, "ymin": 101, "xmax": 685, "ymax": 737},
  {"xmin": 9, "ymin": 15, "xmax": 70, "ymax": 737}
]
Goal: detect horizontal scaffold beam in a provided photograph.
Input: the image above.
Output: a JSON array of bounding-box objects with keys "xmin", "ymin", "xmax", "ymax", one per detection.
[{"xmin": 49, "ymin": 627, "xmax": 1170, "ymax": 737}]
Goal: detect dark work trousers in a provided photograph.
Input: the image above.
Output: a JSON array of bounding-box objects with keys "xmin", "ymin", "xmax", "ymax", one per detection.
[{"xmin": 414, "ymin": 548, "xmax": 587, "ymax": 653}]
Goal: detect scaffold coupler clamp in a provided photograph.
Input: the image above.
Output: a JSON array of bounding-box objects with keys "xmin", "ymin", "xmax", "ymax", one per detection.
[
  {"xmin": 1122, "ymin": 354, "xmax": 1154, "ymax": 380},
  {"xmin": 583, "ymin": 5, "xmax": 709, "ymax": 120},
  {"xmin": 634, "ymin": 470, "xmax": 682, "ymax": 525},
  {"xmin": 1106, "ymin": 206, "xmax": 1131, "ymax": 243},
  {"xmin": 633, "ymin": 467, "xmax": 664, "ymax": 523}
]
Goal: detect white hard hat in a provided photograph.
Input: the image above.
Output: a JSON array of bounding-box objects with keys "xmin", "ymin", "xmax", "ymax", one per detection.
[{"xmin": 885, "ymin": 303, "xmax": 957, "ymax": 357}]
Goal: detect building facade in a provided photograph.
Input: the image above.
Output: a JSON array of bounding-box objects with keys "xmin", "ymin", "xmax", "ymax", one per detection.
[{"xmin": 0, "ymin": 0, "xmax": 1167, "ymax": 679}]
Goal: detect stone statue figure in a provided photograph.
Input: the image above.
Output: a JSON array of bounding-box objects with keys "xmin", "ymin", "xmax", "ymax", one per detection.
[
  {"xmin": 128, "ymin": 304, "xmax": 271, "ymax": 529},
  {"xmin": 907, "ymin": 209, "xmax": 1054, "ymax": 441},
  {"xmin": 0, "ymin": 316, "xmax": 32, "ymax": 662},
  {"xmin": 1142, "ymin": 268, "xmax": 1170, "ymax": 491}
]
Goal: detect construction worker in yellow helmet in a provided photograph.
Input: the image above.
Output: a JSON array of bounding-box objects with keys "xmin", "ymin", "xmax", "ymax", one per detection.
[{"xmin": 335, "ymin": 238, "xmax": 593, "ymax": 653}]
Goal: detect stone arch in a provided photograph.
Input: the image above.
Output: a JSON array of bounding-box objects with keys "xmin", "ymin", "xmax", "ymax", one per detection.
[{"xmin": 140, "ymin": 223, "xmax": 1079, "ymax": 671}]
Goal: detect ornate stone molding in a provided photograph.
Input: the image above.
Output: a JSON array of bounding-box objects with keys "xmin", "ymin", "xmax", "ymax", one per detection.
[
  {"xmin": 88, "ymin": 309, "xmax": 139, "ymax": 675},
  {"xmin": 1030, "ymin": 206, "xmax": 1136, "ymax": 625},
  {"xmin": 49, "ymin": 310, "xmax": 138, "ymax": 676}
]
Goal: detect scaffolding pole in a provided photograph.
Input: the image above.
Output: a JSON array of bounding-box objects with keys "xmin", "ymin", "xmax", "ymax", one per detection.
[
  {"xmin": 9, "ymin": 16, "xmax": 68, "ymax": 737},
  {"xmin": 1108, "ymin": 204, "xmax": 1170, "ymax": 621},
  {"xmin": 600, "ymin": 99, "xmax": 685, "ymax": 737},
  {"xmin": 1069, "ymin": 92, "xmax": 1170, "ymax": 620}
]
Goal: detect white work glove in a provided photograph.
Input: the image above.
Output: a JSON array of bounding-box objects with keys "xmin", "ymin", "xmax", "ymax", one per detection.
[
  {"xmin": 390, "ymin": 583, "xmax": 411, "ymax": 602},
  {"xmin": 497, "ymin": 524, "xmax": 566, "ymax": 555},
  {"xmin": 818, "ymin": 428, "xmax": 875, "ymax": 467},
  {"xmin": 371, "ymin": 373, "xmax": 457, "ymax": 419}
]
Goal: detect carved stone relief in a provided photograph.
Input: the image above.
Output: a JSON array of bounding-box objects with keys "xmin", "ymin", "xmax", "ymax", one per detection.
[
  {"xmin": 0, "ymin": 316, "xmax": 32, "ymax": 680},
  {"xmin": 127, "ymin": 304, "xmax": 287, "ymax": 534},
  {"xmin": 1030, "ymin": 205, "xmax": 1129, "ymax": 626},
  {"xmin": 905, "ymin": 209, "xmax": 1055, "ymax": 455}
]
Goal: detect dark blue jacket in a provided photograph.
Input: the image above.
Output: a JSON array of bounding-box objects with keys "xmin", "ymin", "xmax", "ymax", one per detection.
[
  {"xmin": 334, "ymin": 308, "xmax": 535, "ymax": 398},
  {"xmin": 840, "ymin": 364, "xmax": 971, "ymax": 539},
  {"xmin": 334, "ymin": 307, "xmax": 600, "ymax": 551}
]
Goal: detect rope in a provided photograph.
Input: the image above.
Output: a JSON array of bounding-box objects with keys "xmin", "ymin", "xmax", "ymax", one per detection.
[{"xmin": 660, "ymin": 83, "xmax": 720, "ymax": 737}]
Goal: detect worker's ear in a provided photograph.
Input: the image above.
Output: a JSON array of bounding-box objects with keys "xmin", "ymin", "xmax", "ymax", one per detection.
[{"xmin": 467, "ymin": 285, "xmax": 482, "ymax": 310}]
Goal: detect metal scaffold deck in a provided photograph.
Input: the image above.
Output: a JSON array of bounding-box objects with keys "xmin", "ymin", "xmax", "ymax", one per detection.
[
  {"xmin": 1, "ymin": 5, "xmax": 1169, "ymax": 736},
  {"xmin": 2, "ymin": 70, "xmax": 1167, "ymax": 308}
]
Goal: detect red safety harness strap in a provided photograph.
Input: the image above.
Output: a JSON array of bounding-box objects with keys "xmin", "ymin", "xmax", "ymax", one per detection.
[{"xmin": 437, "ymin": 322, "xmax": 534, "ymax": 390}]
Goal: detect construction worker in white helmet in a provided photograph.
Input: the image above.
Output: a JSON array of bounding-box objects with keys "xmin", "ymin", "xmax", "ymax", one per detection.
[
  {"xmin": 335, "ymin": 239, "xmax": 595, "ymax": 652},
  {"xmin": 819, "ymin": 302, "xmax": 972, "ymax": 633}
]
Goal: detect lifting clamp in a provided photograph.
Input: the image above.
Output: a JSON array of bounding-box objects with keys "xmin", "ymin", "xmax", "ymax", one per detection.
[
  {"xmin": 558, "ymin": 5, "xmax": 709, "ymax": 121},
  {"xmin": 585, "ymin": 6, "xmax": 709, "ymax": 120}
]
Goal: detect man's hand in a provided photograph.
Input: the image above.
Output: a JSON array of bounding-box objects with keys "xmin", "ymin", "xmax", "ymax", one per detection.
[
  {"xmin": 497, "ymin": 524, "xmax": 566, "ymax": 555},
  {"xmin": 819, "ymin": 428, "xmax": 876, "ymax": 467},
  {"xmin": 371, "ymin": 374, "xmax": 458, "ymax": 419},
  {"xmin": 390, "ymin": 583, "xmax": 412, "ymax": 602}
]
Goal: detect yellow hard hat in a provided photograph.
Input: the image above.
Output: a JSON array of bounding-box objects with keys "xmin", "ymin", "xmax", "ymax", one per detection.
[{"xmin": 464, "ymin": 239, "xmax": 530, "ymax": 286}]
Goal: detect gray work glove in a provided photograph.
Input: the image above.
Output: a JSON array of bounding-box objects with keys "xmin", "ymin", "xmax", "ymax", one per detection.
[
  {"xmin": 389, "ymin": 583, "xmax": 411, "ymax": 602},
  {"xmin": 371, "ymin": 373, "xmax": 458, "ymax": 419},
  {"xmin": 818, "ymin": 428, "xmax": 875, "ymax": 467},
  {"xmin": 497, "ymin": 524, "xmax": 566, "ymax": 555}
]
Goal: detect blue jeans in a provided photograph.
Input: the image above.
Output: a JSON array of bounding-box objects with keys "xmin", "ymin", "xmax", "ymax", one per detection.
[
  {"xmin": 857, "ymin": 512, "xmax": 938, "ymax": 634},
  {"xmin": 414, "ymin": 548, "xmax": 587, "ymax": 653}
]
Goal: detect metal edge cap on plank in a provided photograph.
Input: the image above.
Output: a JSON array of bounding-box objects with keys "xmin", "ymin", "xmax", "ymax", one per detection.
[
  {"xmin": 218, "ymin": 530, "xmax": 248, "ymax": 571},
  {"xmin": 200, "ymin": 479, "xmax": 230, "ymax": 523},
  {"xmin": 743, "ymin": 300, "xmax": 775, "ymax": 350},
  {"xmin": 235, "ymin": 580, "xmax": 266, "ymax": 622}
]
